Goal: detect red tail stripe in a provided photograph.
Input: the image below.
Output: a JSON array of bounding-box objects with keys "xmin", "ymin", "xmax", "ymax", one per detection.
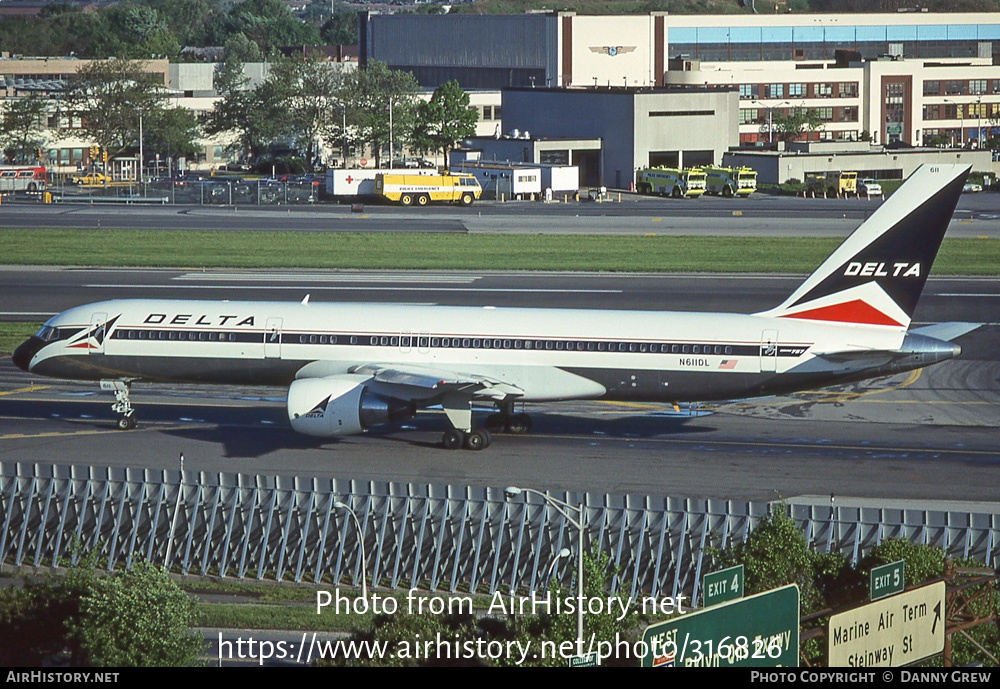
[{"xmin": 778, "ymin": 299, "xmax": 903, "ymax": 327}]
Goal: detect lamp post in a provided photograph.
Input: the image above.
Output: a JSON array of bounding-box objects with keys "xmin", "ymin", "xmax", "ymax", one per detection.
[
  {"xmin": 504, "ymin": 486, "xmax": 585, "ymax": 646},
  {"xmin": 334, "ymin": 103, "xmax": 347, "ymax": 168},
  {"xmin": 944, "ymin": 99, "xmax": 964, "ymax": 146},
  {"xmin": 334, "ymin": 499, "xmax": 367, "ymax": 601},
  {"xmin": 542, "ymin": 548, "xmax": 572, "ymax": 595},
  {"xmin": 751, "ymin": 100, "xmax": 789, "ymax": 144}
]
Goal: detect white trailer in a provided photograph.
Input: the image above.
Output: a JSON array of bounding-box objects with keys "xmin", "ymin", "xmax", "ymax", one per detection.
[
  {"xmin": 451, "ymin": 161, "xmax": 542, "ymax": 200},
  {"xmin": 538, "ymin": 165, "xmax": 579, "ymax": 195},
  {"xmin": 325, "ymin": 168, "xmax": 435, "ymax": 199}
]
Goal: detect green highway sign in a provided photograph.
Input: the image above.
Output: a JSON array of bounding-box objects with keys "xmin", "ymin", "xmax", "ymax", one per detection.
[
  {"xmin": 703, "ymin": 564, "xmax": 744, "ymax": 608},
  {"xmin": 641, "ymin": 584, "xmax": 799, "ymax": 667},
  {"xmin": 870, "ymin": 560, "xmax": 905, "ymax": 601}
]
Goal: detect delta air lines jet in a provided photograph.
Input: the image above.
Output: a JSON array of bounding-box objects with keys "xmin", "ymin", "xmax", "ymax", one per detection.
[{"xmin": 13, "ymin": 164, "xmax": 972, "ymax": 450}]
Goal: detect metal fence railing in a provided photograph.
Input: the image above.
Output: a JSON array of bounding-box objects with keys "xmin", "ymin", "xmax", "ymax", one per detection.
[{"xmin": 2, "ymin": 462, "xmax": 997, "ymax": 603}]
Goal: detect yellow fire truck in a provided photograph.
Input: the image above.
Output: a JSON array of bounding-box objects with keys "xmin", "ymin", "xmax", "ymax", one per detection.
[
  {"xmin": 702, "ymin": 166, "xmax": 757, "ymax": 197},
  {"xmin": 375, "ymin": 173, "xmax": 482, "ymax": 206},
  {"xmin": 635, "ymin": 167, "xmax": 707, "ymax": 198},
  {"xmin": 805, "ymin": 171, "xmax": 858, "ymax": 198}
]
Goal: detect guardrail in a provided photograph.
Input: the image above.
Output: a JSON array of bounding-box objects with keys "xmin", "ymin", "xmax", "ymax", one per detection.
[{"xmin": 2, "ymin": 462, "xmax": 997, "ymax": 601}]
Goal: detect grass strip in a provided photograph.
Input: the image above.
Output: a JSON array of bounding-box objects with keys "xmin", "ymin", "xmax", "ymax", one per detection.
[
  {"xmin": 193, "ymin": 602, "xmax": 362, "ymax": 633},
  {"xmin": 1, "ymin": 230, "xmax": 996, "ymax": 274},
  {"xmin": 0, "ymin": 322, "xmax": 40, "ymax": 356}
]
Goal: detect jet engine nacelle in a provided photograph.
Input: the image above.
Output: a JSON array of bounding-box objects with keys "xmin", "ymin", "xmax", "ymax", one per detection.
[{"xmin": 287, "ymin": 374, "xmax": 415, "ymax": 437}]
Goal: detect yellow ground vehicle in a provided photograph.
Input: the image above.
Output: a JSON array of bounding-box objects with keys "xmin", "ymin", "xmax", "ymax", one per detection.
[
  {"xmin": 805, "ymin": 171, "xmax": 858, "ymax": 197},
  {"xmin": 702, "ymin": 166, "xmax": 757, "ymax": 197},
  {"xmin": 635, "ymin": 167, "xmax": 707, "ymax": 198},
  {"xmin": 375, "ymin": 173, "xmax": 482, "ymax": 206},
  {"xmin": 70, "ymin": 172, "xmax": 109, "ymax": 186}
]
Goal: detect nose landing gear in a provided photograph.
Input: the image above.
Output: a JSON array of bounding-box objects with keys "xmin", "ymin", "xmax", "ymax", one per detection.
[{"xmin": 101, "ymin": 379, "xmax": 137, "ymax": 430}]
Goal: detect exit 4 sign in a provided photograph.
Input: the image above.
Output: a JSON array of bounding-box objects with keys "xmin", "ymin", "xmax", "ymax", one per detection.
[{"xmin": 703, "ymin": 565, "xmax": 744, "ymax": 608}]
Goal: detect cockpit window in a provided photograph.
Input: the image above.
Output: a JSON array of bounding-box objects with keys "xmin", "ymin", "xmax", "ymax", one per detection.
[{"xmin": 34, "ymin": 326, "xmax": 61, "ymax": 342}]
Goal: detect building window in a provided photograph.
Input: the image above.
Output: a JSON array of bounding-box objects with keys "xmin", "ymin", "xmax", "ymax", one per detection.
[
  {"xmin": 815, "ymin": 83, "xmax": 832, "ymax": 97},
  {"xmin": 923, "ymin": 81, "xmax": 940, "ymax": 96},
  {"xmin": 739, "ymin": 84, "xmax": 758, "ymax": 100},
  {"xmin": 788, "ymin": 83, "xmax": 804, "ymax": 97},
  {"xmin": 944, "ymin": 80, "xmax": 964, "ymax": 95},
  {"xmin": 969, "ymin": 79, "xmax": 987, "ymax": 95},
  {"xmin": 764, "ymin": 83, "xmax": 783, "ymax": 99},
  {"xmin": 739, "ymin": 108, "xmax": 759, "ymax": 125},
  {"xmin": 838, "ymin": 82, "xmax": 858, "ymax": 98}
]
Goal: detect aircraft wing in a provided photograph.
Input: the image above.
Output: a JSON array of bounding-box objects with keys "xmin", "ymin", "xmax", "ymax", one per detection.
[{"xmin": 347, "ymin": 363, "xmax": 524, "ymax": 401}]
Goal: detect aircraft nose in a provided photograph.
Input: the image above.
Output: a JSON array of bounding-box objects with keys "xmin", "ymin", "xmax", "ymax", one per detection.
[{"xmin": 11, "ymin": 337, "xmax": 41, "ymax": 372}]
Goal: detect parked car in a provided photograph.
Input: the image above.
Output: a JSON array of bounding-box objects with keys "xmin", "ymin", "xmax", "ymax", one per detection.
[
  {"xmin": 218, "ymin": 162, "xmax": 252, "ymax": 173},
  {"xmin": 963, "ymin": 182, "xmax": 983, "ymax": 193},
  {"xmin": 858, "ymin": 179, "xmax": 883, "ymax": 197},
  {"xmin": 69, "ymin": 172, "xmax": 109, "ymax": 186}
]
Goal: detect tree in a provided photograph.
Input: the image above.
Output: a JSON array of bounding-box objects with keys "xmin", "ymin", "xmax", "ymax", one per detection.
[
  {"xmin": 270, "ymin": 54, "xmax": 346, "ymax": 168},
  {"xmin": 205, "ymin": 0, "xmax": 321, "ymax": 55},
  {"xmin": 1, "ymin": 94, "xmax": 49, "ymax": 164},
  {"xmin": 499, "ymin": 550, "xmax": 635, "ymax": 667},
  {"xmin": 59, "ymin": 58, "xmax": 167, "ymax": 157},
  {"xmin": 337, "ymin": 61, "xmax": 420, "ymax": 168},
  {"xmin": 144, "ymin": 106, "xmax": 202, "ymax": 166},
  {"xmin": 201, "ymin": 56, "xmax": 293, "ymax": 162},
  {"xmin": 75, "ymin": 559, "xmax": 204, "ymax": 667},
  {"xmin": 412, "ymin": 81, "xmax": 479, "ymax": 163},
  {"xmin": 222, "ymin": 32, "xmax": 263, "ymax": 64},
  {"xmin": 319, "ymin": 5, "xmax": 358, "ymax": 45},
  {"xmin": 89, "ymin": 2, "xmax": 180, "ymax": 60},
  {"xmin": 768, "ymin": 107, "xmax": 826, "ymax": 142}
]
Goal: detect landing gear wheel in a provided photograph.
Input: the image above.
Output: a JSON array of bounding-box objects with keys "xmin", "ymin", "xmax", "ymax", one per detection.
[
  {"xmin": 400, "ymin": 193, "xmax": 414, "ymax": 207},
  {"xmin": 507, "ymin": 413, "xmax": 532, "ymax": 435},
  {"xmin": 442, "ymin": 429, "xmax": 465, "ymax": 450},
  {"xmin": 465, "ymin": 429, "xmax": 491, "ymax": 451},
  {"xmin": 117, "ymin": 414, "xmax": 137, "ymax": 430}
]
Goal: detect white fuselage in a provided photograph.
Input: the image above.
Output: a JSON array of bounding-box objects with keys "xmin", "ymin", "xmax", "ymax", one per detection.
[{"xmin": 23, "ymin": 298, "xmax": 916, "ymax": 404}]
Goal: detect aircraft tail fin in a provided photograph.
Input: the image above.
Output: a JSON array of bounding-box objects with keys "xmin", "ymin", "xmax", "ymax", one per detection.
[{"xmin": 756, "ymin": 164, "xmax": 969, "ymax": 330}]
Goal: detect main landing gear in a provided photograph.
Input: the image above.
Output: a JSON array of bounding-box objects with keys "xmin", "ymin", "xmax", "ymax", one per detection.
[
  {"xmin": 440, "ymin": 398, "xmax": 532, "ymax": 451},
  {"xmin": 101, "ymin": 379, "xmax": 137, "ymax": 430},
  {"xmin": 484, "ymin": 400, "xmax": 532, "ymax": 435}
]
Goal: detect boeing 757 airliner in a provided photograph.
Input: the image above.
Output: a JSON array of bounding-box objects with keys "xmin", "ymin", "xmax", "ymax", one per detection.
[{"xmin": 13, "ymin": 164, "xmax": 973, "ymax": 450}]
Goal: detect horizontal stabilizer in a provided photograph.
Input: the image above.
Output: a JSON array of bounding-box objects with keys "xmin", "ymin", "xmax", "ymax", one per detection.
[{"xmin": 908, "ymin": 322, "xmax": 981, "ymax": 342}]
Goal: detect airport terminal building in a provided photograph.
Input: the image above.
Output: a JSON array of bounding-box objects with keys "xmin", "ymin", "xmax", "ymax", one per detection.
[{"xmin": 362, "ymin": 11, "xmax": 1000, "ymax": 155}]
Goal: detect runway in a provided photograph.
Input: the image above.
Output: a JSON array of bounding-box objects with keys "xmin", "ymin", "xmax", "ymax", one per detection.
[
  {"xmin": 2, "ymin": 269, "xmax": 997, "ymax": 503},
  {"xmin": 3, "ymin": 192, "xmax": 999, "ymax": 237}
]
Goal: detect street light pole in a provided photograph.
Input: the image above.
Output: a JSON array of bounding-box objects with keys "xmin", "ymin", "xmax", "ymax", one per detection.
[
  {"xmin": 751, "ymin": 100, "xmax": 789, "ymax": 144},
  {"xmin": 334, "ymin": 499, "xmax": 367, "ymax": 601},
  {"xmin": 944, "ymin": 99, "xmax": 963, "ymax": 146},
  {"xmin": 504, "ymin": 486, "xmax": 585, "ymax": 646}
]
